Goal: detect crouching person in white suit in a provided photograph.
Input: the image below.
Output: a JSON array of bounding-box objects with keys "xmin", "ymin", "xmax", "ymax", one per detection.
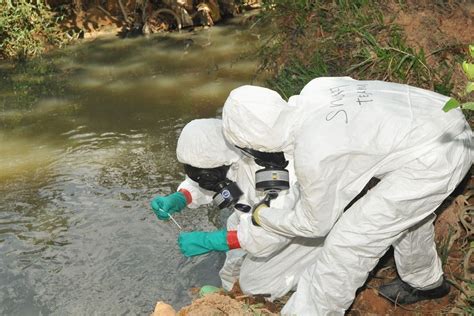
[
  {"xmin": 150, "ymin": 118, "xmax": 323, "ymax": 300},
  {"xmin": 222, "ymin": 77, "xmax": 472, "ymax": 315}
]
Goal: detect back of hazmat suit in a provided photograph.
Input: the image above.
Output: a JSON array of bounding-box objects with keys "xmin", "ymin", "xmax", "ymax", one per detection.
[
  {"xmin": 222, "ymin": 77, "xmax": 473, "ymax": 315},
  {"xmin": 172, "ymin": 118, "xmax": 322, "ymax": 299}
]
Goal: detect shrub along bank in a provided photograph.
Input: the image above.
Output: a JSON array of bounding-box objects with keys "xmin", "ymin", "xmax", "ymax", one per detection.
[{"xmin": 0, "ymin": 1, "xmax": 72, "ymax": 60}]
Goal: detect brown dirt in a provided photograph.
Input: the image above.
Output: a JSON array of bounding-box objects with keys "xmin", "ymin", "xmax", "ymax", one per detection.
[
  {"xmin": 151, "ymin": 293, "xmax": 275, "ymax": 316},
  {"xmin": 178, "ymin": 293, "xmax": 255, "ymax": 316},
  {"xmin": 388, "ymin": 0, "xmax": 474, "ymax": 97},
  {"xmin": 392, "ymin": 1, "xmax": 474, "ymax": 54}
]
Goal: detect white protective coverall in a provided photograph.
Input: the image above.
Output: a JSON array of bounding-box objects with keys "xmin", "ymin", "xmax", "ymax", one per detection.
[
  {"xmin": 222, "ymin": 77, "xmax": 473, "ymax": 315},
  {"xmin": 175, "ymin": 118, "xmax": 323, "ymax": 299}
]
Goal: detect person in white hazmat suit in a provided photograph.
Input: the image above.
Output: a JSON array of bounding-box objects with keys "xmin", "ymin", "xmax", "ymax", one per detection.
[
  {"xmin": 221, "ymin": 77, "xmax": 473, "ymax": 315},
  {"xmin": 150, "ymin": 118, "xmax": 323, "ymax": 299}
]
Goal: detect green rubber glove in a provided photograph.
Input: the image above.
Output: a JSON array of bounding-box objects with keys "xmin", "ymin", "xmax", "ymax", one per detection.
[
  {"xmin": 150, "ymin": 192, "xmax": 187, "ymax": 220},
  {"xmin": 178, "ymin": 230, "xmax": 229, "ymax": 257}
]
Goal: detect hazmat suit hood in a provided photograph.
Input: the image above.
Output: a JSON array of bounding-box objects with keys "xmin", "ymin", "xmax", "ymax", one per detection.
[
  {"xmin": 222, "ymin": 85, "xmax": 299, "ymax": 153},
  {"xmin": 176, "ymin": 118, "xmax": 241, "ymax": 168}
]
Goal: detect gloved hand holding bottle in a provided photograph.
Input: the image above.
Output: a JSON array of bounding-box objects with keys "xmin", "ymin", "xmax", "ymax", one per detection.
[
  {"xmin": 150, "ymin": 189, "xmax": 192, "ymax": 220},
  {"xmin": 178, "ymin": 230, "xmax": 240, "ymax": 257}
]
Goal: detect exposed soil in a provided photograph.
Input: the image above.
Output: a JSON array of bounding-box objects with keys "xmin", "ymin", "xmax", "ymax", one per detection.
[
  {"xmin": 392, "ymin": 1, "xmax": 474, "ymax": 55},
  {"xmin": 178, "ymin": 293, "xmax": 254, "ymax": 315},
  {"xmin": 151, "ymin": 292, "xmax": 277, "ymax": 316},
  {"xmin": 389, "ymin": 0, "xmax": 474, "ymax": 99}
]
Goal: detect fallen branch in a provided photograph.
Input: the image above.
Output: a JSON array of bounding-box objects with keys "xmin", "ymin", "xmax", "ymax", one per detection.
[
  {"xmin": 117, "ymin": 0, "xmax": 128, "ymax": 21},
  {"xmin": 97, "ymin": 5, "xmax": 114, "ymax": 20},
  {"xmin": 463, "ymin": 247, "xmax": 473, "ymax": 282},
  {"xmin": 459, "ymin": 205, "xmax": 473, "ymax": 238}
]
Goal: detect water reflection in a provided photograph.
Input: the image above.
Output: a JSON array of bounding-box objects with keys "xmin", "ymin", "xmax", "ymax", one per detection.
[{"xmin": 0, "ymin": 16, "xmax": 262, "ymax": 315}]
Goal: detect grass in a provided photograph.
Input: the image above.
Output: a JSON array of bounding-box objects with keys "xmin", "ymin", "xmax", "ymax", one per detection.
[
  {"xmin": 437, "ymin": 226, "xmax": 455, "ymax": 267},
  {"xmin": 0, "ymin": 1, "xmax": 72, "ymax": 61},
  {"xmin": 255, "ymin": 0, "xmax": 460, "ymax": 100}
]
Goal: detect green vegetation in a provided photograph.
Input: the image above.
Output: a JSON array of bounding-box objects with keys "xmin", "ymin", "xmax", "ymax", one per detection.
[
  {"xmin": 0, "ymin": 0, "xmax": 71, "ymax": 60},
  {"xmin": 443, "ymin": 44, "xmax": 474, "ymax": 112},
  {"xmin": 256, "ymin": 0, "xmax": 462, "ymax": 100}
]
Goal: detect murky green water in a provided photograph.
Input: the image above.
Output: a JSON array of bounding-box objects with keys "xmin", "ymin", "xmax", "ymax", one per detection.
[{"xmin": 0, "ymin": 18, "xmax": 262, "ymax": 315}]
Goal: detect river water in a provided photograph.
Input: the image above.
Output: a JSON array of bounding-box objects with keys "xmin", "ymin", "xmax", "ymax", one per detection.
[{"xmin": 0, "ymin": 18, "xmax": 262, "ymax": 315}]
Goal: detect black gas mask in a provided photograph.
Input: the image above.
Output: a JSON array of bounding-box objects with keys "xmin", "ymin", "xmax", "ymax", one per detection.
[
  {"xmin": 238, "ymin": 147, "xmax": 290, "ymax": 194},
  {"xmin": 183, "ymin": 164, "xmax": 243, "ymax": 209}
]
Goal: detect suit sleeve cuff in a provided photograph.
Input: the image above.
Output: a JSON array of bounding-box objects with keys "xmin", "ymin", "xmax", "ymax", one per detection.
[
  {"xmin": 178, "ymin": 188, "xmax": 192, "ymax": 205},
  {"xmin": 226, "ymin": 230, "xmax": 241, "ymax": 249}
]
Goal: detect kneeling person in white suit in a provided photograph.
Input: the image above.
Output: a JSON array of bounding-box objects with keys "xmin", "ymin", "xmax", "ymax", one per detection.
[{"xmin": 222, "ymin": 77, "xmax": 472, "ymax": 315}]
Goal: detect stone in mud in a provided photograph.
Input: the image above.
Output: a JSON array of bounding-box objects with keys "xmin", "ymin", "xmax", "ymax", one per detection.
[{"xmin": 152, "ymin": 301, "xmax": 176, "ymax": 316}]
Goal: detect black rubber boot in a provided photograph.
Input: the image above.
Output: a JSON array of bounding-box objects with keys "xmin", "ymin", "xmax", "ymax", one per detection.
[{"xmin": 378, "ymin": 277, "xmax": 450, "ymax": 305}]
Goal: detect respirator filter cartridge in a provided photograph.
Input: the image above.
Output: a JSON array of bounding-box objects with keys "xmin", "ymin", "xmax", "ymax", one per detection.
[
  {"xmin": 212, "ymin": 181, "xmax": 244, "ymax": 209},
  {"xmin": 255, "ymin": 168, "xmax": 290, "ymax": 192}
]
